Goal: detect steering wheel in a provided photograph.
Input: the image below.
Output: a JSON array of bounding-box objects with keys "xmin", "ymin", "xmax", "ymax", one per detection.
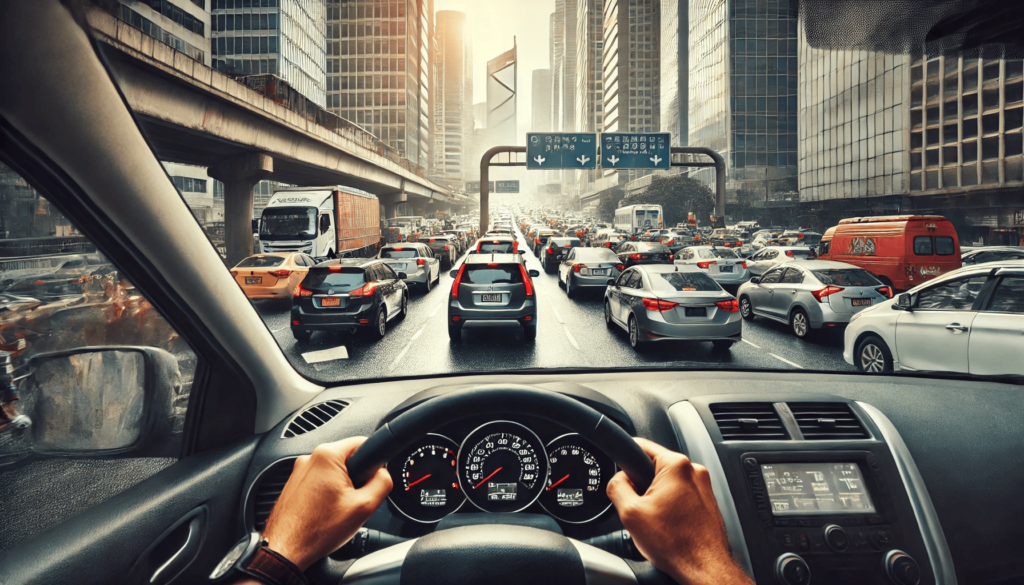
[{"xmin": 310, "ymin": 384, "xmax": 666, "ymax": 585}]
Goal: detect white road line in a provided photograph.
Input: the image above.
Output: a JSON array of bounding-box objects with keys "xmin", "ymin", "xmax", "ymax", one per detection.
[
  {"xmin": 428, "ymin": 303, "xmax": 443, "ymax": 318},
  {"xmin": 302, "ymin": 346, "xmax": 349, "ymax": 363},
  {"xmin": 550, "ymin": 303, "xmax": 565, "ymax": 324},
  {"xmin": 411, "ymin": 328, "xmax": 423, "ymax": 341},
  {"xmin": 390, "ymin": 327, "xmax": 424, "ymax": 370},
  {"xmin": 741, "ymin": 338, "xmax": 761, "ymax": 349},
  {"xmin": 271, "ymin": 326, "xmax": 287, "ymax": 333},
  {"xmin": 562, "ymin": 325, "xmax": 581, "ymax": 350},
  {"xmin": 769, "ymin": 353, "xmax": 804, "ymax": 369}
]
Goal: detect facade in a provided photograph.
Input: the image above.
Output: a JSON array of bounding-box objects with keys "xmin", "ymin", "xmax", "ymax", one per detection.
[
  {"xmin": 325, "ymin": 0, "xmax": 432, "ymax": 167},
  {"xmin": 432, "ymin": 11, "xmax": 471, "ymax": 183},
  {"xmin": 118, "ymin": 0, "xmax": 210, "ymax": 65},
  {"xmin": 553, "ymin": 0, "xmax": 578, "ymax": 133},
  {"xmin": 687, "ymin": 0, "xmax": 798, "ymax": 198},
  {"xmin": 574, "ymin": 0, "xmax": 604, "ymax": 199},
  {"xmin": 532, "ymin": 70, "xmax": 553, "ymax": 132},
  {"xmin": 660, "ymin": 0, "xmax": 688, "ymax": 147},
  {"xmin": 211, "ymin": 0, "xmax": 327, "ymax": 107},
  {"xmin": 486, "ymin": 45, "xmax": 518, "ymax": 147}
]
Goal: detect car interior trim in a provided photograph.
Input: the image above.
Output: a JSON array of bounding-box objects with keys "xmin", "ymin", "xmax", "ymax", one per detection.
[
  {"xmin": 242, "ymin": 456, "xmax": 299, "ymax": 532},
  {"xmin": 666, "ymin": 401, "xmax": 754, "ymax": 579},
  {"xmin": 857, "ymin": 401, "xmax": 957, "ymax": 585},
  {"xmin": 567, "ymin": 539, "xmax": 639, "ymax": 585},
  {"xmin": 339, "ymin": 538, "xmax": 416, "ymax": 584}
]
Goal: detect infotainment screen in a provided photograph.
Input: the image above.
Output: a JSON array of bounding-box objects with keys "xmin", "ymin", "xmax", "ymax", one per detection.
[{"xmin": 760, "ymin": 463, "xmax": 876, "ymax": 516}]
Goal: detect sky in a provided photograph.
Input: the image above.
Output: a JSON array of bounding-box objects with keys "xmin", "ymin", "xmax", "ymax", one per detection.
[{"xmin": 434, "ymin": 0, "xmax": 556, "ymax": 141}]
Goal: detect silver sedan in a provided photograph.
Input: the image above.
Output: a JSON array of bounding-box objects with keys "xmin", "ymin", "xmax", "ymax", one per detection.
[
  {"xmin": 673, "ymin": 245, "xmax": 750, "ymax": 287},
  {"xmin": 377, "ymin": 243, "xmax": 440, "ymax": 292},
  {"xmin": 557, "ymin": 246, "xmax": 623, "ymax": 298},
  {"xmin": 736, "ymin": 260, "xmax": 892, "ymax": 340},
  {"xmin": 604, "ymin": 264, "xmax": 742, "ymax": 351}
]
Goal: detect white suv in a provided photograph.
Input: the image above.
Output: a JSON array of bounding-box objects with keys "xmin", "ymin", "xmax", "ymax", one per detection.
[{"xmin": 844, "ymin": 260, "xmax": 1024, "ymax": 375}]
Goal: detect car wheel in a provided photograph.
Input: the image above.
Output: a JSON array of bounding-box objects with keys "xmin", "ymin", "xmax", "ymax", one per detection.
[
  {"xmin": 566, "ymin": 274, "xmax": 576, "ymax": 299},
  {"xmin": 628, "ymin": 315, "xmax": 644, "ymax": 349},
  {"xmin": 292, "ymin": 329, "xmax": 311, "ymax": 343},
  {"xmin": 448, "ymin": 323, "xmax": 461, "ymax": 342},
  {"xmin": 423, "ymin": 274, "xmax": 432, "ymax": 293},
  {"xmin": 368, "ymin": 307, "xmax": 387, "ymax": 340},
  {"xmin": 790, "ymin": 308, "xmax": 812, "ymax": 340},
  {"xmin": 605, "ymin": 301, "xmax": 615, "ymax": 329},
  {"xmin": 739, "ymin": 296, "xmax": 755, "ymax": 321},
  {"xmin": 712, "ymin": 340, "xmax": 735, "ymax": 351},
  {"xmin": 523, "ymin": 324, "xmax": 537, "ymax": 342},
  {"xmin": 857, "ymin": 335, "xmax": 893, "ymax": 373},
  {"xmin": 398, "ymin": 293, "xmax": 408, "ymax": 319},
  {"xmin": 544, "ymin": 262, "xmax": 554, "ymax": 274}
]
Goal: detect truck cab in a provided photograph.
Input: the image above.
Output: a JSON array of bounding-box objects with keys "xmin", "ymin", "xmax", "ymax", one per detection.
[{"xmin": 258, "ymin": 189, "xmax": 336, "ymax": 257}]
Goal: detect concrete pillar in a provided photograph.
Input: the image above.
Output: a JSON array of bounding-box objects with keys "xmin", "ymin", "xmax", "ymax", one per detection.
[
  {"xmin": 209, "ymin": 153, "xmax": 273, "ymax": 266},
  {"xmin": 379, "ymin": 192, "xmax": 408, "ymax": 219}
]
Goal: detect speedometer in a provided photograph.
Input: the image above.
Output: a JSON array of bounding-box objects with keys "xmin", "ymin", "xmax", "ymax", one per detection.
[
  {"xmin": 458, "ymin": 421, "xmax": 549, "ymax": 513},
  {"xmin": 386, "ymin": 434, "xmax": 465, "ymax": 523},
  {"xmin": 538, "ymin": 434, "xmax": 615, "ymax": 523}
]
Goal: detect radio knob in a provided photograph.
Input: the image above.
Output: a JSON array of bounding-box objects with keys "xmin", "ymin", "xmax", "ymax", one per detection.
[
  {"xmin": 823, "ymin": 524, "xmax": 850, "ymax": 552},
  {"xmin": 884, "ymin": 550, "xmax": 921, "ymax": 585},
  {"xmin": 775, "ymin": 552, "xmax": 810, "ymax": 585}
]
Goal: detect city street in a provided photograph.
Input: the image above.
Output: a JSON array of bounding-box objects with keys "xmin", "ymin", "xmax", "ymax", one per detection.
[{"xmin": 253, "ymin": 231, "xmax": 856, "ymax": 382}]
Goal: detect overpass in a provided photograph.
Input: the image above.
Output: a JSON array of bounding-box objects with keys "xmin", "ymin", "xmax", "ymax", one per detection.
[{"xmin": 86, "ymin": 7, "xmax": 472, "ymax": 264}]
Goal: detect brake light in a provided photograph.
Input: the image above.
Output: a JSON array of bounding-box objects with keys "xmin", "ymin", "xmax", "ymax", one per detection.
[
  {"xmin": 393, "ymin": 247, "xmax": 404, "ymax": 251},
  {"xmin": 615, "ymin": 264, "xmax": 625, "ymax": 272},
  {"xmin": 292, "ymin": 283, "xmax": 313, "ymax": 297},
  {"xmin": 292, "ymin": 320, "xmax": 300, "ymax": 325},
  {"xmin": 876, "ymin": 286, "xmax": 893, "ymax": 298},
  {"xmin": 629, "ymin": 253, "xmax": 642, "ymax": 260},
  {"xmin": 696, "ymin": 261, "xmax": 717, "ymax": 269},
  {"xmin": 349, "ymin": 281, "xmax": 378, "ymax": 297},
  {"xmin": 328, "ymin": 266, "xmax": 343, "ymax": 273},
  {"xmin": 811, "ymin": 286, "xmax": 844, "ymax": 302},
  {"xmin": 549, "ymin": 245, "xmax": 557, "ymax": 253},
  {"xmin": 741, "ymin": 262, "xmax": 748, "ymax": 269},
  {"xmin": 573, "ymin": 264, "xmax": 583, "ymax": 272},
  {"xmin": 443, "ymin": 245, "xmax": 449, "ymax": 251},
  {"xmin": 715, "ymin": 299, "xmax": 739, "ymax": 312},
  {"xmin": 519, "ymin": 264, "xmax": 534, "ymax": 297},
  {"xmin": 667, "ymin": 239, "xmax": 674, "ymax": 245},
  {"xmin": 724, "ymin": 243, "xmax": 732, "ymax": 247},
  {"xmin": 270, "ymin": 269, "xmax": 291, "ymax": 278},
  {"xmin": 513, "ymin": 241, "xmax": 519, "ymax": 252},
  {"xmin": 798, "ymin": 233, "xmax": 805, "ymax": 239},
  {"xmin": 230, "ymin": 270, "xmax": 238, "ymax": 276},
  {"xmin": 429, "ymin": 239, "xmax": 436, "ymax": 243},
  {"xmin": 416, "ymin": 258, "xmax": 426, "ymax": 266},
  {"xmin": 605, "ymin": 242, "xmax": 612, "ymax": 247},
  {"xmin": 786, "ymin": 250, "xmax": 794, "ymax": 256},
  {"xmin": 535, "ymin": 238, "xmax": 541, "ymax": 244},
  {"xmin": 642, "ymin": 298, "xmax": 679, "ymax": 312},
  {"xmin": 735, "ymin": 241, "xmax": 742, "ymax": 246},
  {"xmin": 451, "ymin": 264, "xmax": 466, "ymax": 298}
]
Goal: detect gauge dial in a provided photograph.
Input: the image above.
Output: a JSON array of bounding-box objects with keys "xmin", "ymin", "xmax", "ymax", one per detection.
[
  {"xmin": 538, "ymin": 434, "xmax": 616, "ymax": 523},
  {"xmin": 386, "ymin": 434, "xmax": 465, "ymax": 523},
  {"xmin": 458, "ymin": 421, "xmax": 550, "ymax": 513}
]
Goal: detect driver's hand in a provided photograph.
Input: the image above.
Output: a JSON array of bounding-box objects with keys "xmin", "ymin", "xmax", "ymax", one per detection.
[
  {"xmin": 261, "ymin": 436, "xmax": 393, "ymax": 571},
  {"xmin": 606, "ymin": 438, "xmax": 752, "ymax": 585}
]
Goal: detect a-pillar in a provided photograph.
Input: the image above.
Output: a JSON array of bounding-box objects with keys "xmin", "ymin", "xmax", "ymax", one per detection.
[{"xmin": 208, "ymin": 153, "xmax": 273, "ymax": 266}]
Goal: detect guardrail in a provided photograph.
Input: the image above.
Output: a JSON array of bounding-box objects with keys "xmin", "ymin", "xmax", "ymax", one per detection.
[{"xmin": 0, "ymin": 237, "xmax": 96, "ymax": 259}]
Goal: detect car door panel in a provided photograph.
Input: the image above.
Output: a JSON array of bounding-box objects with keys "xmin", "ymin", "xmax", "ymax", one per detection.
[
  {"xmin": 969, "ymin": 275, "xmax": 1024, "ymax": 375},
  {"xmin": 895, "ymin": 275, "xmax": 986, "ymax": 373}
]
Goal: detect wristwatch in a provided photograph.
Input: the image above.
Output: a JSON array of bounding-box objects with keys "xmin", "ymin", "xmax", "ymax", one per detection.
[{"xmin": 209, "ymin": 532, "xmax": 309, "ymax": 585}]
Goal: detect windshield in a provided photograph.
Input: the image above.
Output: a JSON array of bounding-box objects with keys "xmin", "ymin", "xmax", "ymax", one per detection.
[
  {"xmin": 235, "ymin": 256, "xmax": 286, "ymax": 268},
  {"xmin": 260, "ymin": 207, "xmax": 316, "ymax": 240},
  {"xmin": 380, "ymin": 249, "xmax": 420, "ymax": 259}
]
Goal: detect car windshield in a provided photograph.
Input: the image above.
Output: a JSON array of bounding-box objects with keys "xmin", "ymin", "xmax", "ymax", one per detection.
[
  {"xmin": 651, "ymin": 271, "xmax": 721, "ymax": 292},
  {"xmin": 235, "ymin": 256, "xmax": 285, "ymax": 268},
  {"xmin": 380, "ymin": 249, "xmax": 420, "ymax": 259},
  {"xmin": 811, "ymin": 269, "xmax": 881, "ymax": 287},
  {"xmin": 260, "ymin": 207, "xmax": 316, "ymax": 239}
]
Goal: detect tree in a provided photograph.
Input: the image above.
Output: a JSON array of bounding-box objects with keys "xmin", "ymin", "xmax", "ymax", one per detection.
[
  {"xmin": 596, "ymin": 187, "xmax": 626, "ymax": 222},
  {"xmin": 624, "ymin": 175, "xmax": 716, "ymax": 227}
]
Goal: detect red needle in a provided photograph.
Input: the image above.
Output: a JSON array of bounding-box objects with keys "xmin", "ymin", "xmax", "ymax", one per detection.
[
  {"xmin": 473, "ymin": 467, "xmax": 504, "ymax": 489},
  {"xmin": 547, "ymin": 474, "xmax": 570, "ymax": 491},
  {"xmin": 406, "ymin": 474, "xmax": 432, "ymax": 490}
]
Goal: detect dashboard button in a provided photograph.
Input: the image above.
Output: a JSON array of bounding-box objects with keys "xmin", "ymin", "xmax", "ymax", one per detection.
[
  {"xmin": 775, "ymin": 553, "xmax": 811, "ymax": 585},
  {"xmin": 823, "ymin": 524, "xmax": 850, "ymax": 552},
  {"xmin": 884, "ymin": 550, "xmax": 921, "ymax": 585},
  {"xmin": 743, "ymin": 457, "xmax": 759, "ymax": 471}
]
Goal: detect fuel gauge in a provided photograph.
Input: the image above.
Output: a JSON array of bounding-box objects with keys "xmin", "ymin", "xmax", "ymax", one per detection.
[
  {"xmin": 386, "ymin": 434, "xmax": 465, "ymax": 523},
  {"xmin": 538, "ymin": 434, "xmax": 616, "ymax": 523}
]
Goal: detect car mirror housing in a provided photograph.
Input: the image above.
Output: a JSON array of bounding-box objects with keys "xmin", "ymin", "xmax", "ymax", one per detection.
[
  {"xmin": 397, "ymin": 272, "xmax": 408, "ymax": 280},
  {"xmin": 606, "ymin": 279, "xmax": 615, "ymax": 285},
  {"xmin": 449, "ymin": 269, "xmax": 459, "ymax": 278},
  {"xmin": 893, "ymin": 293, "xmax": 914, "ymax": 311},
  {"xmin": 749, "ymin": 277, "xmax": 761, "ymax": 284},
  {"xmin": 528, "ymin": 269, "xmax": 540, "ymax": 278}
]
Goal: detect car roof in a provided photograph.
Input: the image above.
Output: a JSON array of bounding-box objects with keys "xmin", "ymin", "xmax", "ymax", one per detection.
[
  {"xmin": 463, "ymin": 253, "xmax": 522, "ymax": 265},
  {"xmin": 315, "ymin": 258, "xmax": 380, "ymax": 268},
  {"xmin": 383, "ymin": 243, "xmax": 428, "ymax": 250},
  {"xmin": 639, "ymin": 263, "xmax": 703, "ymax": 274}
]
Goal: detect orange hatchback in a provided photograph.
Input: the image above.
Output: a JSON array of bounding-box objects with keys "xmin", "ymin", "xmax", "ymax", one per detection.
[{"xmin": 231, "ymin": 253, "xmax": 315, "ymax": 300}]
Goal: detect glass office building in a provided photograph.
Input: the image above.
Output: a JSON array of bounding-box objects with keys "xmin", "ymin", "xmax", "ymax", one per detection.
[
  {"xmin": 432, "ymin": 11, "xmax": 471, "ymax": 182},
  {"xmin": 659, "ymin": 0, "xmax": 687, "ymax": 147},
  {"xmin": 211, "ymin": 0, "xmax": 327, "ymax": 108},
  {"xmin": 118, "ymin": 0, "xmax": 211, "ymax": 65}
]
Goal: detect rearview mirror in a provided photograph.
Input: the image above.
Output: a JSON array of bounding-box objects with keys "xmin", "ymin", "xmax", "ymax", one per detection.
[
  {"xmin": 528, "ymin": 269, "xmax": 540, "ymax": 278},
  {"xmin": 449, "ymin": 269, "xmax": 459, "ymax": 278},
  {"xmin": 892, "ymin": 293, "xmax": 914, "ymax": 311}
]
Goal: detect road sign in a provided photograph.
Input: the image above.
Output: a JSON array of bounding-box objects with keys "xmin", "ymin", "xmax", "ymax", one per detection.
[
  {"xmin": 526, "ymin": 133, "xmax": 598, "ymax": 169},
  {"xmin": 601, "ymin": 132, "xmax": 671, "ymax": 169},
  {"xmin": 495, "ymin": 180, "xmax": 519, "ymax": 193},
  {"xmin": 466, "ymin": 181, "xmax": 494, "ymax": 193}
]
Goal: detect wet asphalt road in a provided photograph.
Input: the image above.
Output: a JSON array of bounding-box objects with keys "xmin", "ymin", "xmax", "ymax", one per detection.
[{"xmin": 253, "ymin": 231, "xmax": 857, "ymax": 383}]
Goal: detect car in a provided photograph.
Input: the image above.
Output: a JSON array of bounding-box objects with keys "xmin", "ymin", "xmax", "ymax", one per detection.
[
  {"xmin": 744, "ymin": 246, "xmax": 816, "ymax": 276},
  {"xmin": 737, "ymin": 260, "xmax": 893, "ymax": 340},
  {"xmin": 377, "ymin": 243, "xmax": 441, "ymax": 292},
  {"xmin": 590, "ymin": 229, "xmax": 629, "ymax": 249},
  {"xmin": 604, "ymin": 264, "xmax": 742, "ymax": 350},
  {"xmin": 421, "ymin": 236, "xmax": 457, "ymax": 268},
  {"xmin": 440, "ymin": 230, "xmax": 466, "ymax": 254},
  {"xmin": 473, "ymin": 234, "xmax": 520, "ymax": 255},
  {"xmin": 230, "ymin": 252, "xmax": 315, "ymax": 300},
  {"xmin": 960, "ymin": 246, "xmax": 1024, "ymax": 266},
  {"xmin": 558, "ymin": 246, "xmax": 624, "ymax": 298},
  {"xmin": 291, "ymin": 258, "xmax": 409, "ymax": 342},
  {"xmin": 531, "ymin": 229, "xmax": 558, "ymax": 256},
  {"xmin": 615, "ymin": 241, "xmax": 673, "ymax": 268},
  {"xmin": 540, "ymin": 236, "xmax": 582, "ymax": 273},
  {"xmin": 447, "ymin": 254, "xmax": 540, "ymax": 342},
  {"xmin": 778, "ymin": 229, "xmax": 822, "ymax": 247},
  {"xmin": 844, "ymin": 260, "xmax": 1024, "ymax": 374},
  {"xmin": 673, "ymin": 246, "xmax": 751, "ymax": 288}
]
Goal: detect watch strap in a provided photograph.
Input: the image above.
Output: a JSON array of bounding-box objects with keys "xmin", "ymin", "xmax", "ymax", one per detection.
[{"xmin": 239, "ymin": 545, "xmax": 309, "ymax": 585}]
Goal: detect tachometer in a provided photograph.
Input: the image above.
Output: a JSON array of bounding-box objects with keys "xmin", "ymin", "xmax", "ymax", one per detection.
[
  {"xmin": 538, "ymin": 434, "xmax": 616, "ymax": 523},
  {"xmin": 458, "ymin": 421, "xmax": 549, "ymax": 513},
  {"xmin": 386, "ymin": 434, "xmax": 465, "ymax": 523}
]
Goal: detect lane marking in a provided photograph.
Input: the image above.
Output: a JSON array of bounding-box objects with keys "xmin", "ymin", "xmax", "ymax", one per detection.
[
  {"xmin": 301, "ymin": 346, "xmax": 349, "ymax": 363},
  {"xmin": 769, "ymin": 353, "xmax": 804, "ymax": 369},
  {"xmin": 271, "ymin": 326, "xmax": 288, "ymax": 333},
  {"xmin": 428, "ymin": 302, "xmax": 443, "ymax": 318},
  {"xmin": 550, "ymin": 303, "xmax": 565, "ymax": 324},
  {"xmin": 562, "ymin": 325, "xmax": 581, "ymax": 350},
  {"xmin": 411, "ymin": 328, "xmax": 423, "ymax": 341},
  {"xmin": 741, "ymin": 338, "xmax": 761, "ymax": 349},
  {"xmin": 390, "ymin": 326, "xmax": 425, "ymax": 370}
]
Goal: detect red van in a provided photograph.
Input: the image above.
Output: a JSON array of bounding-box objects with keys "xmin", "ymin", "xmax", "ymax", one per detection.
[{"xmin": 816, "ymin": 215, "xmax": 962, "ymax": 291}]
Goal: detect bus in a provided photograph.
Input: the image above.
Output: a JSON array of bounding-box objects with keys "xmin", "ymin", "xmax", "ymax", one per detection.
[{"xmin": 614, "ymin": 204, "xmax": 663, "ymax": 234}]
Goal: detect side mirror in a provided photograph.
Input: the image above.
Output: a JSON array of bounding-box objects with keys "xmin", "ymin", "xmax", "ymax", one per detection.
[
  {"xmin": 606, "ymin": 279, "xmax": 615, "ymax": 285},
  {"xmin": 749, "ymin": 277, "xmax": 761, "ymax": 285},
  {"xmin": 10, "ymin": 347, "xmax": 181, "ymax": 457},
  {"xmin": 397, "ymin": 272, "xmax": 408, "ymax": 280},
  {"xmin": 528, "ymin": 269, "xmax": 540, "ymax": 278},
  {"xmin": 892, "ymin": 293, "xmax": 914, "ymax": 311},
  {"xmin": 449, "ymin": 269, "xmax": 459, "ymax": 278}
]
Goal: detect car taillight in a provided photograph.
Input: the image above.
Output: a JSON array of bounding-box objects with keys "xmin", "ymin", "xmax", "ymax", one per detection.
[
  {"xmin": 798, "ymin": 233, "xmax": 805, "ymax": 239},
  {"xmin": 443, "ymin": 245, "xmax": 449, "ymax": 251},
  {"xmin": 416, "ymin": 258, "xmax": 426, "ymax": 266},
  {"xmin": 667, "ymin": 239, "xmax": 674, "ymax": 245},
  {"xmin": 615, "ymin": 264, "xmax": 625, "ymax": 272},
  {"xmin": 292, "ymin": 283, "xmax": 313, "ymax": 297},
  {"xmin": 573, "ymin": 264, "xmax": 583, "ymax": 272},
  {"xmin": 876, "ymin": 286, "xmax": 893, "ymax": 298},
  {"xmin": 696, "ymin": 261, "xmax": 717, "ymax": 269},
  {"xmin": 715, "ymin": 299, "xmax": 739, "ymax": 312},
  {"xmin": 786, "ymin": 250, "xmax": 795, "ymax": 256},
  {"xmin": 629, "ymin": 253, "xmax": 642, "ymax": 260},
  {"xmin": 811, "ymin": 286, "xmax": 844, "ymax": 302},
  {"xmin": 393, "ymin": 247, "xmax": 404, "ymax": 251},
  {"xmin": 741, "ymin": 262, "xmax": 747, "ymax": 269},
  {"xmin": 723, "ymin": 242, "xmax": 732, "ymax": 247},
  {"xmin": 349, "ymin": 282, "xmax": 378, "ymax": 297},
  {"xmin": 270, "ymin": 269, "xmax": 291, "ymax": 278},
  {"xmin": 735, "ymin": 241, "xmax": 742, "ymax": 246},
  {"xmin": 513, "ymin": 241, "xmax": 519, "ymax": 252},
  {"xmin": 519, "ymin": 264, "xmax": 534, "ymax": 297},
  {"xmin": 642, "ymin": 298, "xmax": 679, "ymax": 312},
  {"xmin": 451, "ymin": 264, "xmax": 466, "ymax": 298},
  {"xmin": 535, "ymin": 238, "xmax": 541, "ymax": 244},
  {"xmin": 328, "ymin": 266, "xmax": 343, "ymax": 273},
  {"xmin": 230, "ymin": 270, "xmax": 238, "ymax": 276},
  {"xmin": 605, "ymin": 242, "xmax": 612, "ymax": 247},
  {"xmin": 429, "ymin": 239, "xmax": 436, "ymax": 243}
]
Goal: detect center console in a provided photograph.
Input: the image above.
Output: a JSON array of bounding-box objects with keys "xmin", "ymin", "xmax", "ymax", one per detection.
[{"xmin": 669, "ymin": 396, "xmax": 954, "ymax": 585}]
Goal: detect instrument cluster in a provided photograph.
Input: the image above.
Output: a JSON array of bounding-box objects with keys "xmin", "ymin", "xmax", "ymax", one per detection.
[{"xmin": 386, "ymin": 420, "xmax": 616, "ymax": 525}]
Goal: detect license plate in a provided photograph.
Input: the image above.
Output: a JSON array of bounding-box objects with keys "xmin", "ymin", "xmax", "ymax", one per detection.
[
  {"xmin": 685, "ymin": 307, "xmax": 707, "ymax": 317},
  {"xmin": 592, "ymin": 269, "xmax": 607, "ymax": 275},
  {"xmin": 245, "ymin": 277, "xmax": 262, "ymax": 284},
  {"xmin": 321, "ymin": 297, "xmax": 340, "ymax": 307},
  {"xmin": 719, "ymin": 265, "xmax": 733, "ymax": 272},
  {"xmin": 481, "ymin": 294, "xmax": 502, "ymax": 302},
  {"xmin": 851, "ymin": 298, "xmax": 871, "ymax": 306}
]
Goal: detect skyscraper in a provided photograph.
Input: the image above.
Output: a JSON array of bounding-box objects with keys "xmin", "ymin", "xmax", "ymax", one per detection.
[
  {"xmin": 575, "ymin": 0, "xmax": 603, "ymax": 134},
  {"xmin": 553, "ymin": 0, "xmax": 578, "ymax": 133},
  {"xmin": 550, "ymin": 11, "xmax": 564, "ymax": 134},
  {"xmin": 660, "ymin": 0, "xmax": 688, "ymax": 147},
  {"xmin": 211, "ymin": 0, "xmax": 327, "ymax": 107},
  {"xmin": 325, "ymin": 0, "xmax": 431, "ymax": 167},
  {"xmin": 486, "ymin": 44, "xmax": 518, "ymax": 147},
  {"xmin": 120, "ymin": 0, "xmax": 210, "ymax": 66},
  {"xmin": 533, "ymin": 70, "xmax": 553, "ymax": 132},
  {"xmin": 432, "ymin": 11, "xmax": 471, "ymax": 183}
]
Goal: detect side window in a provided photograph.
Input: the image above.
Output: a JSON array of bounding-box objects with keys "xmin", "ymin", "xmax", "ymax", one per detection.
[
  {"xmin": 0, "ymin": 161, "xmax": 196, "ymax": 551},
  {"xmin": 614, "ymin": 271, "xmax": 630, "ymax": 286},
  {"xmin": 913, "ymin": 236, "xmax": 934, "ymax": 255},
  {"xmin": 381, "ymin": 264, "xmax": 399, "ymax": 279},
  {"xmin": 766, "ymin": 249, "xmax": 779, "ymax": 259},
  {"xmin": 760, "ymin": 268, "xmax": 784, "ymax": 284},
  {"xmin": 935, "ymin": 236, "xmax": 955, "ymax": 256},
  {"xmin": 319, "ymin": 213, "xmax": 331, "ymax": 235},
  {"xmin": 304, "ymin": 254, "xmax": 316, "ymax": 266},
  {"xmin": 293, "ymin": 254, "xmax": 307, "ymax": 267},
  {"xmin": 819, "ymin": 240, "xmax": 831, "ymax": 256},
  {"xmin": 626, "ymin": 271, "xmax": 643, "ymax": 289},
  {"xmin": 566, "ymin": 249, "xmax": 575, "ymax": 261},
  {"xmin": 986, "ymin": 276, "xmax": 1024, "ymax": 313},
  {"xmin": 780, "ymin": 268, "xmax": 805, "ymax": 284},
  {"xmin": 916, "ymin": 275, "xmax": 988, "ymax": 310}
]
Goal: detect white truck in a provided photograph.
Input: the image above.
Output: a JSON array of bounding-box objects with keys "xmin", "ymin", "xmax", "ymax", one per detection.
[{"xmin": 256, "ymin": 186, "xmax": 380, "ymax": 258}]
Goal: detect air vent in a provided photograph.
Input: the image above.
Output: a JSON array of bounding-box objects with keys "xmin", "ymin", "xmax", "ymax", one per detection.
[
  {"xmin": 282, "ymin": 399, "xmax": 347, "ymax": 438},
  {"xmin": 789, "ymin": 402, "xmax": 869, "ymax": 440},
  {"xmin": 710, "ymin": 403, "xmax": 788, "ymax": 440},
  {"xmin": 250, "ymin": 459, "xmax": 295, "ymax": 530}
]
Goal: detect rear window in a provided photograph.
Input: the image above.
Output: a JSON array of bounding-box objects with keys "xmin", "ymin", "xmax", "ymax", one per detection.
[
  {"xmin": 479, "ymin": 242, "xmax": 515, "ymax": 253},
  {"xmin": 305, "ymin": 268, "xmax": 366, "ymax": 291},
  {"xmin": 802, "ymin": 234, "xmax": 822, "ymax": 245},
  {"xmin": 236, "ymin": 256, "xmax": 285, "ymax": 268},
  {"xmin": 576, "ymin": 248, "xmax": 620, "ymax": 262},
  {"xmin": 638, "ymin": 243, "xmax": 670, "ymax": 253},
  {"xmin": 380, "ymin": 249, "xmax": 419, "ymax": 258},
  {"xmin": 651, "ymin": 271, "xmax": 721, "ymax": 292},
  {"xmin": 710, "ymin": 248, "xmax": 740, "ymax": 259},
  {"xmin": 462, "ymin": 265, "xmax": 523, "ymax": 285},
  {"xmin": 936, "ymin": 236, "xmax": 956, "ymax": 255},
  {"xmin": 550, "ymin": 239, "xmax": 582, "ymax": 247},
  {"xmin": 811, "ymin": 269, "xmax": 881, "ymax": 287},
  {"xmin": 914, "ymin": 236, "xmax": 934, "ymax": 255}
]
